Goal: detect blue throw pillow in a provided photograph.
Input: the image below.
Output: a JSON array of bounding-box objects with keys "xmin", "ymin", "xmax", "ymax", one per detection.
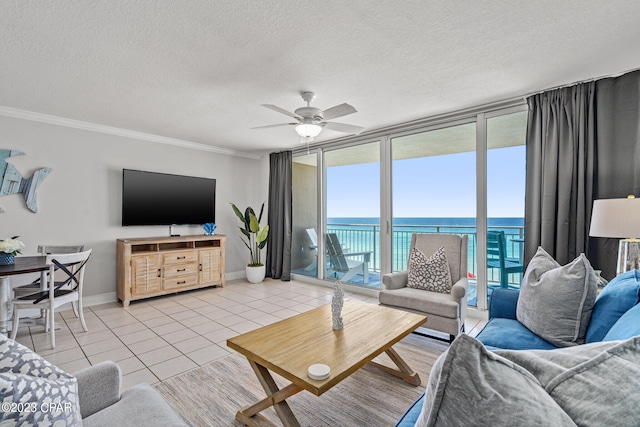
[
  {"xmin": 603, "ymin": 302, "xmax": 640, "ymax": 341},
  {"xmin": 585, "ymin": 270, "xmax": 640, "ymax": 343}
]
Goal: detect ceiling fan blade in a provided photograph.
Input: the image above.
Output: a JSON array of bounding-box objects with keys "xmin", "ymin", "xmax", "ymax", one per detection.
[
  {"xmin": 251, "ymin": 123, "xmax": 298, "ymax": 129},
  {"xmin": 323, "ymin": 122, "xmax": 365, "ymax": 135},
  {"xmin": 261, "ymin": 104, "xmax": 302, "ymax": 119},
  {"xmin": 321, "ymin": 103, "xmax": 357, "ymax": 120}
]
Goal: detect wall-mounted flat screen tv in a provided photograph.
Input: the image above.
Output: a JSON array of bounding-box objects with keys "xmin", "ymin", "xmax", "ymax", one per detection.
[{"xmin": 122, "ymin": 169, "xmax": 216, "ymax": 226}]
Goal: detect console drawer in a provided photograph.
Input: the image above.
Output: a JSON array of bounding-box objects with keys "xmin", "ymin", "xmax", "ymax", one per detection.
[
  {"xmin": 162, "ymin": 251, "xmax": 197, "ymax": 265},
  {"xmin": 163, "ymin": 275, "xmax": 198, "ymax": 290},
  {"xmin": 163, "ymin": 263, "xmax": 198, "ymax": 278}
]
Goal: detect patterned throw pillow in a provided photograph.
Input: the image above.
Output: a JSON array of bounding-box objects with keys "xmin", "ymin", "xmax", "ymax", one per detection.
[
  {"xmin": 0, "ymin": 336, "xmax": 82, "ymax": 426},
  {"xmin": 407, "ymin": 246, "xmax": 452, "ymax": 293}
]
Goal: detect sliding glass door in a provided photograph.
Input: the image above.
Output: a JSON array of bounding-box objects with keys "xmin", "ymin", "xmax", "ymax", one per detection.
[
  {"xmin": 485, "ymin": 111, "xmax": 527, "ymax": 300},
  {"xmin": 391, "ymin": 121, "xmax": 477, "ymax": 300},
  {"xmin": 291, "ymin": 153, "xmax": 318, "ymax": 278},
  {"xmin": 324, "ymin": 142, "xmax": 381, "ymax": 287}
]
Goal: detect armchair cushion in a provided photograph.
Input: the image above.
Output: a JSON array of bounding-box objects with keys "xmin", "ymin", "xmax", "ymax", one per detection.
[
  {"xmin": 0, "ymin": 337, "xmax": 82, "ymax": 426},
  {"xmin": 379, "ymin": 287, "xmax": 460, "ymax": 319},
  {"xmin": 516, "ymin": 247, "xmax": 598, "ymax": 347},
  {"xmin": 407, "ymin": 247, "xmax": 452, "ymax": 293}
]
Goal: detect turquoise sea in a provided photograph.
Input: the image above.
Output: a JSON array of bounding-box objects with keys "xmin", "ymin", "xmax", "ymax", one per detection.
[{"xmin": 326, "ymin": 217, "xmax": 525, "ymax": 273}]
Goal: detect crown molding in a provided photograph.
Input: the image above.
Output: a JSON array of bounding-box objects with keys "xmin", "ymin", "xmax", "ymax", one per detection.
[{"xmin": 0, "ymin": 106, "xmax": 261, "ymax": 160}]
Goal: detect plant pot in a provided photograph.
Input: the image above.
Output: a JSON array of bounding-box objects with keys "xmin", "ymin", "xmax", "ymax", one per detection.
[
  {"xmin": 0, "ymin": 252, "xmax": 15, "ymax": 265},
  {"xmin": 246, "ymin": 264, "xmax": 266, "ymax": 284}
]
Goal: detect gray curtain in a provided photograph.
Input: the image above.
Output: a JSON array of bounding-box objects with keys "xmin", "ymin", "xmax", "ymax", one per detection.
[
  {"xmin": 525, "ymin": 69, "xmax": 640, "ymax": 279},
  {"xmin": 266, "ymin": 150, "xmax": 292, "ymax": 280},
  {"xmin": 589, "ymin": 70, "xmax": 640, "ymax": 278},
  {"xmin": 524, "ymin": 82, "xmax": 597, "ymax": 267}
]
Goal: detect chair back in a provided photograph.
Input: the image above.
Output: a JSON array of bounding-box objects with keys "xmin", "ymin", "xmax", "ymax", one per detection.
[
  {"xmin": 487, "ymin": 231, "xmax": 506, "ymax": 269},
  {"xmin": 44, "ymin": 249, "xmax": 92, "ymax": 301},
  {"xmin": 306, "ymin": 229, "xmax": 318, "ymax": 250},
  {"xmin": 325, "ymin": 233, "xmax": 349, "ymax": 273},
  {"xmin": 38, "ymin": 245, "xmax": 85, "ymax": 255},
  {"xmin": 410, "ymin": 233, "xmax": 468, "ymax": 283}
]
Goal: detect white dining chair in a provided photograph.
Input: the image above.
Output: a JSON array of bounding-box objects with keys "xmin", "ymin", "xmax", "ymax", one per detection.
[{"xmin": 11, "ymin": 249, "xmax": 92, "ymax": 348}]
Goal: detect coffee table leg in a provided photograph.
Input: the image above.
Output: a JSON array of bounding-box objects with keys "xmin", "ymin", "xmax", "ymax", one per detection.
[
  {"xmin": 236, "ymin": 359, "xmax": 303, "ymax": 427},
  {"xmin": 368, "ymin": 347, "xmax": 421, "ymax": 386}
]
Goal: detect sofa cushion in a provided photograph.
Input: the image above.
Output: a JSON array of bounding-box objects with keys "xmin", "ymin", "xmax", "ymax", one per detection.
[
  {"xmin": 0, "ymin": 337, "xmax": 82, "ymax": 426},
  {"xmin": 586, "ymin": 270, "xmax": 640, "ymax": 342},
  {"xmin": 83, "ymin": 383, "xmax": 187, "ymax": 427},
  {"xmin": 379, "ymin": 287, "xmax": 459, "ymax": 319},
  {"xmin": 603, "ymin": 302, "xmax": 640, "ymax": 341},
  {"xmin": 475, "ymin": 318, "xmax": 557, "ymax": 350},
  {"xmin": 415, "ymin": 334, "xmax": 575, "ymax": 427},
  {"xmin": 407, "ymin": 247, "xmax": 452, "ymax": 293},
  {"xmin": 495, "ymin": 337, "xmax": 640, "ymax": 426},
  {"xmin": 516, "ymin": 247, "xmax": 597, "ymax": 347},
  {"xmin": 394, "ymin": 392, "xmax": 425, "ymax": 427}
]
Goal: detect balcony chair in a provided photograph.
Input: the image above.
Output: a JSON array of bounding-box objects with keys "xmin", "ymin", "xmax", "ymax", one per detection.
[
  {"xmin": 486, "ymin": 230, "xmax": 524, "ymax": 289},
  {"xmin": 379, "ymin": 233, "xmax": 468, "ymax": 343},
  {"xmin": 325, "ymin": 233, "xmax": 371, "ymax": 284},
  {"xmin": 11, "ymin": 249, "xmax": 92, "ymax": 348}
]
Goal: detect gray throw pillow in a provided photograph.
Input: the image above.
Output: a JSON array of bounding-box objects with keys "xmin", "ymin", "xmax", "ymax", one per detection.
[
  {"xmin": 495, "ymin": 337, "xmax": 640, "ymax": 427},
  {"xmin": 415, "ymin": 334, "xmax": 575, "ymax": 427},
  {"xmin": 0, "ymin": 337, "xmax": 82, "ymax": 426},
  {"xmin": 407, "ymin": 247, "xmax": 452, "ymax": 293},
  {"xmin": 516, "ymin": 247, "xmax": 598, "ymax": 347}
]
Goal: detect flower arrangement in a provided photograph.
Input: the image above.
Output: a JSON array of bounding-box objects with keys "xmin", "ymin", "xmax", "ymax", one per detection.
[{"xmin": 0, "ymin": 236, "xmax": 25, "ymax": 256}]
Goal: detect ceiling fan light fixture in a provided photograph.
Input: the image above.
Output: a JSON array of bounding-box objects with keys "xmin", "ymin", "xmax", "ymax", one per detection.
[{"xmin": 295, "ymin": 123, "xmax": 322, "ymax": 138}]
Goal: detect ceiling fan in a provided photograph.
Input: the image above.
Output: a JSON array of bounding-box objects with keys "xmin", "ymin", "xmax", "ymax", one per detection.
[{"xmin": 252, "ymin": 91, "xmax": 364, "ymax": 143}]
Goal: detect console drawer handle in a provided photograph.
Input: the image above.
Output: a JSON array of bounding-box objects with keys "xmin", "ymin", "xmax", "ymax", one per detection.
[
  {"xmin": 177, "ymin": 281, "xmax": 186, "ymax": 285},
  {"xmin": 177, "ymin": 268, "xmax": 186, "ymax": 272},
  {"xmin": 177, "ymin": 256, "xmax": 186, "ymax": 260},
  {"xmin": 157, "ymin": 269, "xmax": 161, "ymax": 277}
]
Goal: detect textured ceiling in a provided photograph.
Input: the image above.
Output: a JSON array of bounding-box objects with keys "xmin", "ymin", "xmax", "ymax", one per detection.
[{"xmin": 2, "ymin": 1, "xmax": 640, "ymax": 155}]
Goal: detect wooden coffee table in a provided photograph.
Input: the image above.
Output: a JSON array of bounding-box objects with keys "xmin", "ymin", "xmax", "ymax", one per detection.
[{"xmin": 227, "ymin": 299, "xmax": 426, "ymax": 427}]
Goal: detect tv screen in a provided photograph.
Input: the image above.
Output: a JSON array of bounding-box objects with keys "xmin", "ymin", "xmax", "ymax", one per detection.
[{"xmin": 122, "ymin": 169, "xmax": 216, "ymax": 226}]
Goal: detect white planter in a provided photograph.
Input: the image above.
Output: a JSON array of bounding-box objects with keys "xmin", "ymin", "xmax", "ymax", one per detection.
[{"xmin": 246, "ymin": 265, "xmax": 266, "ymax": 283}]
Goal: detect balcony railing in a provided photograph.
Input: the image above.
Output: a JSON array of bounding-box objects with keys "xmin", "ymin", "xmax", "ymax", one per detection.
[{"xmin": 326, "ymin": 223, "xmax": 525, "ymax": 286}]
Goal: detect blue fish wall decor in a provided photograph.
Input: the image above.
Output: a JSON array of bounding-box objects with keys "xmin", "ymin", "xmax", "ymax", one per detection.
[{"xmin": 0, "ymin": 149, "xmax": 52, "ymax": 213}]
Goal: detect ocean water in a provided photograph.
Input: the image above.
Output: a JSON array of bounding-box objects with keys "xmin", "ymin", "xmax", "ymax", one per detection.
[{"xmin": 326, "ymin": 217, "xmax": 525, "ymax": 273}]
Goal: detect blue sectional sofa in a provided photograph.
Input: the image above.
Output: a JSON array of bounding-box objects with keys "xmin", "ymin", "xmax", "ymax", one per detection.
[{"xmin": 395, "ymin": 270, "xmax": 640, "ymax": 426}]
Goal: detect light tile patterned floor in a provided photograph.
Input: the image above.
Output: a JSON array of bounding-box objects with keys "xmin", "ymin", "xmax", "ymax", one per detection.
[{"xmin": 12, "ymin": 278, "xmax": 486, "ymax": 391}]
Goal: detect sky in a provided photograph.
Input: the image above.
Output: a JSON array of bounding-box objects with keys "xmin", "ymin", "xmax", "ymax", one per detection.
[{"xmin": 326, "ymin": 145, "xmax": 526, "ymax": 218}]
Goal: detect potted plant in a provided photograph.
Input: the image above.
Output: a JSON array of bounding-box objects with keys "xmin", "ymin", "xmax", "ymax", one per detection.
[{"xmin": 231, "ymin": 202, "xmax": 269, "ymax": 283}]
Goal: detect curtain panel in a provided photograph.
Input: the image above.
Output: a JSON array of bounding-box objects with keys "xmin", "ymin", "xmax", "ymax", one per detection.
[
  {"xmin": 525, "ymin": 69, "xmax": 640, "ymax": 278},
  {"xmin": 266, "ymin": 150, "xmax": 292, "ymax": 280}
]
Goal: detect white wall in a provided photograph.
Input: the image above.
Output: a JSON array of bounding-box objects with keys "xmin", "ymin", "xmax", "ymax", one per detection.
[{"xmin": 0, "ymin": 115, "xmax": 268, "ymax": 302}]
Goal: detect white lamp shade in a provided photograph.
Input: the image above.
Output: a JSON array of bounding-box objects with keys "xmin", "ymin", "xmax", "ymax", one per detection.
[
  {"xmin": 590, "ymin": 198, "xmax": 640, "ymax": 238},
  {"xmin": 295, "ymin": 123, "xmax": 322, "ymax": 138}
]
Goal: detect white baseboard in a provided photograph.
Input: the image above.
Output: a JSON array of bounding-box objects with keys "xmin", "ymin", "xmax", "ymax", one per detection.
[{"xmin": 76, "ymin": 276, "xmax": 253, "ymax": 309}]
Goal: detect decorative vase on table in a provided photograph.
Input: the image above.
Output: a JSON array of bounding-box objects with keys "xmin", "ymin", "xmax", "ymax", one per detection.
[
  {"xmin": 0, "ymin": 252, "xmax": 14, "ymax": 266},
  {"xmin": 332, "ymin": 280, "xmax": 344, "ymax": 330}
]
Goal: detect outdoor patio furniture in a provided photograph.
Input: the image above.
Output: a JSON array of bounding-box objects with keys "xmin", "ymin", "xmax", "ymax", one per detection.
[
  {"xmin": 325, "ymin": 233, "xmax": 371, "ymax": 284},
  {"xmin": 487, "ymin": 230, "xmax": 524, "ymax": 289}
]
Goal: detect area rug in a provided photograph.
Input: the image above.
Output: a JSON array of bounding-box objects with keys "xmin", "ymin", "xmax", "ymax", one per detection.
[{"xmin": 154, "ymin": 333, "xmax": 448, "ymax": 427}]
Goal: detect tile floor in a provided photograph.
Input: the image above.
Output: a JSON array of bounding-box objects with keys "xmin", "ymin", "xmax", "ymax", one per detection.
[{"xmin": 12, "ymin": 278, "xmax": 487, "ymax": 391}]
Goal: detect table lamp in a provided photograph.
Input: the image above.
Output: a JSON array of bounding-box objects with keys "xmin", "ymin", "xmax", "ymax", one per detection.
[{"xmin": 589, "ymin": 196, "xmax": 640, "ymax": 275}]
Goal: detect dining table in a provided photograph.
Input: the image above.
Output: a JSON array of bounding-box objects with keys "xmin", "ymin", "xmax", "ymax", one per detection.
[{"xmin": 0, "ymin": 256, "xmax": 49, "ymax": 335}]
